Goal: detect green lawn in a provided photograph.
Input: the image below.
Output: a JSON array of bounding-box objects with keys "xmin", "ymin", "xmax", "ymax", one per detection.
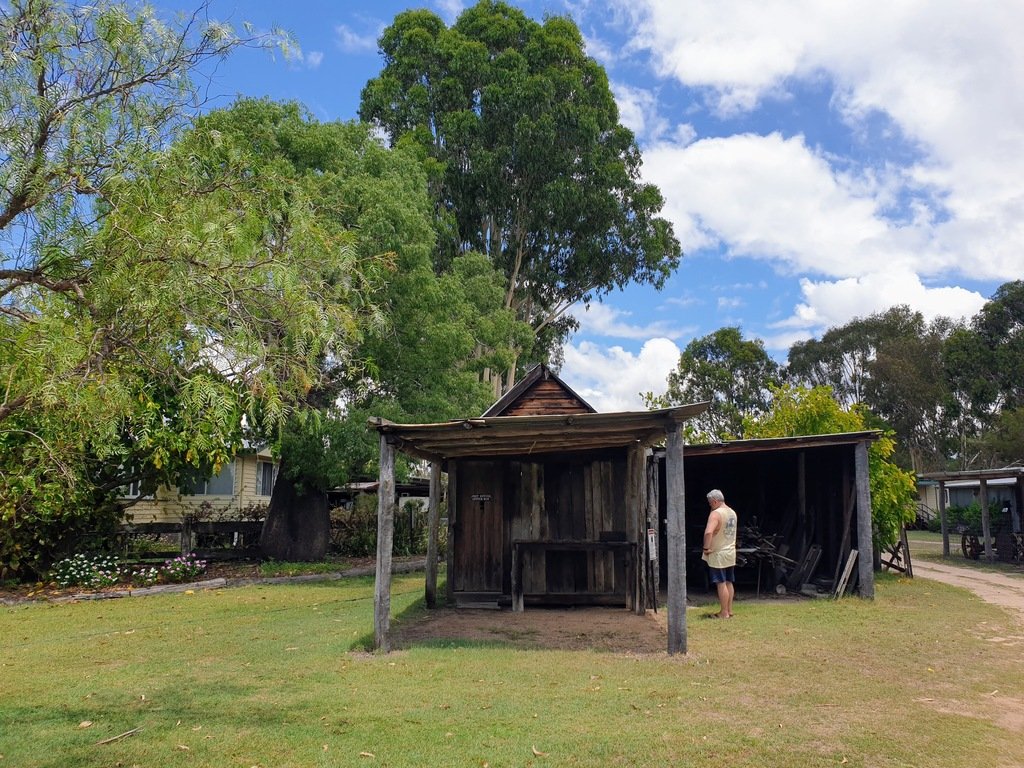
[{"xmin": 2, "ymin": 571, "xmax": 1023, "ymax": 768}]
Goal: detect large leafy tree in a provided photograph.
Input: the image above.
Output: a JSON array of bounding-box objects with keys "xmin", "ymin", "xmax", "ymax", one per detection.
[
  {"xmin": 187, "ymin": 100, "xmax": 529, "ymax": 560},
  {"xmin": 743, "ymin": 385, "xmax": 917, "ymax": 550},
  {"xmin": 644, "ymin": 327, "xmax": 782, "ymax": 441},
  {"xmin": 941, "ymin": 280, "xmax": 1024, "ymax": 469},
  {"xmin": 0, "ymin": 2, "xmax": 381, "ymax": 578},
  {"xmin": 862, "ymin": 314, "xmax": 960, "ymax": 472},
  {"xmin": 359, "ymin": 0, "xmax": 680, "ymax": 389}
]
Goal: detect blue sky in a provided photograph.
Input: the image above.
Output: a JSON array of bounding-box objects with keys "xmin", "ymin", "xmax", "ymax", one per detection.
[{"xmin": 166, "ymin": 0, "xmax": 1023, "ymax": 411}]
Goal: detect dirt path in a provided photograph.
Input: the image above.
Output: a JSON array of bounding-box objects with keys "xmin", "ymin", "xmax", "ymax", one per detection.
[{"xmin": 911, "ymin": 559, "xmax": 1024, "ymax": 625}]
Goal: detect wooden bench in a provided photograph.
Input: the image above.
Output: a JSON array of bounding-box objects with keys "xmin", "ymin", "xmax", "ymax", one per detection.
[{"xmin": 510, "ymin": 539, "xmax": 637, "ymax": 612}]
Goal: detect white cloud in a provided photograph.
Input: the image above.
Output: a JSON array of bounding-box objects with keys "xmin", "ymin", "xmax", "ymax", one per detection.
[
  {"xmin": 761, "ymin": 269, "xmax": 988, "ymax": 351},
  {"xmin": 433, "ymin": 0, "xmax": 464, "ymax": 24},
  {"xmin": 573, "ymin": 302, "xmax": 691, "ymax": 341},
  {"xmin": 619, "ymin": 0, "xmax": 1024, "ymax": 284},
  {"xmin": 611, "ymin": 81, "xmax": 669, "ymax": 143},
  {"xmin": 644, "ymin": 132, "xmax": 929, "ymax": 277},
  {"xmin": 335, "ymin": 24, "xmax": 378, "ymax": 54},
  {"xmin": 560, "ymin": 338, "xmax": 682, "ymax": 412},
  {"xmin": 305, "ymin": 51, "xmax": 323, "ymax": 69}
]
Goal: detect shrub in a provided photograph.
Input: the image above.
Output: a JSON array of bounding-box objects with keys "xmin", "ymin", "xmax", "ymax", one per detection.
[
  {"xmin": 160, "ymin": 553, "xmax": 207, "ymax": 583},
  {"xmin": 50, "ymin": 553, "xmax": 122, "ymax": 588},
  {"xmin": 129, "ymin": 566, "xmax": 160, "ymax": 587}
]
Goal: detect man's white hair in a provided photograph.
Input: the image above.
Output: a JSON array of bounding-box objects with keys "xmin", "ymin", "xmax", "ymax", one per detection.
[{"xmin": 706, "ymin": 489, "xmax": 724, "ymax": 502}]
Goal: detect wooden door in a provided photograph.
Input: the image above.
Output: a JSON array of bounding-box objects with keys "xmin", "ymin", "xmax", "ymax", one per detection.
[{"xmin": 453, "ymin": 461, "xmax": 506, "ymax": 593}]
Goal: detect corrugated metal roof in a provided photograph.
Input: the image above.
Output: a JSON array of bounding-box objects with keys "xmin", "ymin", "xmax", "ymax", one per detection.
[
  {"xmin": 368, "ymin": 402, "xmax": 711, "ymax": 463},
  {"xmin": 658, "ymin": 430, "xmax": 881, "ymax": 457},
  {"xmin": 918, "ymin": 466, "xmax": 1024, "ymax": 483}
]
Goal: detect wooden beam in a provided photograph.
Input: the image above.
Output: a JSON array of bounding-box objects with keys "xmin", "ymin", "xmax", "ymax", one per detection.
[
  {"xmin": 645, "ymin": 449, "xmax": 659, "ymax": 611},
  {"xmin": 374, "ymin": 434, "xmax": 397, "ymax": 651},
  {"xmin": 854, "ymin": 441, "xmax": 874, "ymax": 599},
  {"xmin": 979, "ymin": 478, "xmax": 994, "ymax": 562},
  {"xmin": 446, "ymin": 463, "xmax": 457, "ymax": 606},
  {"xmin": 425, "ymin": 461, "xmax": 442, "ymax": 608},
  {"xmin": 627, "ymin": 444, "xmax": 645, "ymax": 614},
  {"xmin": 798, "ymin": 451, "xmax": 807, "ymax": 555},
  {"xmin": 665, "ymin": 425, "xmax": 687, "ymax": 654}
]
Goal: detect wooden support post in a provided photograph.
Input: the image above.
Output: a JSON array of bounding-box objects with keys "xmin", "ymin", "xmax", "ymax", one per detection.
[
  {"xmin": 425, "ymin": 461, "xmax": 442, "ymax": 608},
  {"xmin": 666, "ymin": 425, "xmax": 687, "ymax": 654},
  {"xmin": 798, "ymin": 451, "xmax": 807, "ymax": 554},
  {"xmin": 938, "ymin": 481, "xmax": 949, "ymax": 558},
  {"xmin": 854, "ymin": 441, "xmax": 874, "ymax": 599},
  {"xmin": 627, "ymin": 444, "xmax": 645, "ymax": 614},
  {"xmin": 979, "ymin": 478, "xmax": 994, "ymax": 562},
  {"xmin": 446, "ymin": 463, "xmax": 457, "ymax": 606},
  {"xmin": 645, "ymin": 450, "xmax": 660, "ymax": 609},
  {"xmin": 373, "ymin": 435, "xmax": 396, "ymax": 652}
]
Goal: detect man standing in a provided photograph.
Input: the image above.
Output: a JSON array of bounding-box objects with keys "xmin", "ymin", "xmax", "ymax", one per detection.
[{"xmin": 702, "ymin": 489, "xmax": 738, "ymax": 618}]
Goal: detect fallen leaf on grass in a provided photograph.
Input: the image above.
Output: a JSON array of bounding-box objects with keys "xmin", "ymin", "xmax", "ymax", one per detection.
[
  {"xmin": 359, "ymin": 751, "xmax": 375, "ymax": 758},
  {"xmin": 532, "ymin": 746, "xmax": 548, "ymax": 757},
  {"xmin": 176, "ymin": 745, "xmax": 190, "ymax": 751},
  {"xmin": 78, "ymin": 721, "xmax": 93, "ymax": 729}
]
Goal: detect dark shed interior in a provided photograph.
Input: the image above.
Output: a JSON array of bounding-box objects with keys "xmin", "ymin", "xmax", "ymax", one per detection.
[{"xmin": 656, "ymin": 432, "xmax": 878, "ymax": 595}]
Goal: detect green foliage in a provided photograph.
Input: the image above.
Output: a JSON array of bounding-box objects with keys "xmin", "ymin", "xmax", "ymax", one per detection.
[
  {"xmin": 744, "ymin": 384, "xmax": 917, "ymax": 549},
  {"xmin": 50, "ymin": 553, "xmax": 122, "ymax": 589},
  {"xmin": 159, "ymin": 553, "xmax": 208, "ymax": 583},
  {"xmin": 361, "ymin": 1, "xmax": 680, "ymax": 367},
  {"xmin": 0, "ymin": 5, "xmax": 351, "ymax": 579},
  {"xmin": 646, "ymin": 327, "xmax": 782, "ymax": 441},
  {"xmin": 943, "ymin": 501, "xmax": 1011, "ymax": 535}
]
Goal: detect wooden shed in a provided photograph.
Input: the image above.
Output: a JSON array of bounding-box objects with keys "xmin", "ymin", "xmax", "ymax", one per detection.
[
  {"xmin": 368, "ymin": 365, "xmax": 879, "ymax": 654},
  {"xmin": 369, "ymin": 365, "xmax": 706, "ymax": 653},
  {"xmin": 654, "ymin": 432, "xmax": 878, "ymax": 600}
]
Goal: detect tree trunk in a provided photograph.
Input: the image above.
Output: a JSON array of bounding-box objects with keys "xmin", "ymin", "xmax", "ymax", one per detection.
[{"xmin": 259, "ymin": 458, "xmax": 331, "ymax": 561}]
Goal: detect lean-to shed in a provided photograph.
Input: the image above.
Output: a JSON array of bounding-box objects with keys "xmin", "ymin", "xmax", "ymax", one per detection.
[{"xmin": 654, "ymin": 432, "xmax": 879, "ymax": 599}]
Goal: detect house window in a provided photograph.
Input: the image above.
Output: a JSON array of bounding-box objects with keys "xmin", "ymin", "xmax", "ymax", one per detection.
[
  {"xmin": 182, "ymin": 462, "xmax": 235, "ymax": 496},
  {"xmin": 119, "ymin": 478, "xmax": 151, "ymax": 499},
  {"xmin": 256, "ymin": 460, "xmax": 277, "ymax": 497}
]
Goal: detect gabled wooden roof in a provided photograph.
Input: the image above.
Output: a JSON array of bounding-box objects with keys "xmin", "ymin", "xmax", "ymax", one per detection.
[
  {"xmin": 368, "ymin": 403, "xmax": 710, "ymax": 464},
  {"xmin": 481, "ymin": 363, "xmax": 596, "ymax": 417}
]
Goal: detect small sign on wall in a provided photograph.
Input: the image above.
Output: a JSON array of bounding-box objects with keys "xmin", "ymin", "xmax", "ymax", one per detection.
[
  {"xmin": 647, "ymin": 528, "xmax": 658, "ymax": 561},
  {"xmin": 471, "ymin": 494, "xmax": 492, "ymax": 502}
]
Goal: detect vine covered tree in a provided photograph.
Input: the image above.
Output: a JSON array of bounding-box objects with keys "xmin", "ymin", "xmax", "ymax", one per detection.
[
  {"xmin": 743, "ymin": 385, "xmax": 917, "ymax": 550},
  {"xmin": 360, "ymin": 0, "xmax": 681, "ymax": 390}
]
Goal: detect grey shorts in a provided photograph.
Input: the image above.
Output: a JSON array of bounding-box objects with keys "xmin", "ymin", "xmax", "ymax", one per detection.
[{"xmin": 708, "ymin": 565, "xmax": 735, "ymax": 584}]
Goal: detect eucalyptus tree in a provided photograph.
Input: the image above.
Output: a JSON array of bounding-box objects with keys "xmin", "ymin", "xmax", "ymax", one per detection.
[
  {"xmin": 360, "ymin": 0, "xmax": 680, "ymax": 389},
  {"xmin": 644, "ymin": 327, "xmax": 782, "ymax": 441},
  {"xmin": 942, "ymin": 280, "xmax": 1024, "ymax": 468}
]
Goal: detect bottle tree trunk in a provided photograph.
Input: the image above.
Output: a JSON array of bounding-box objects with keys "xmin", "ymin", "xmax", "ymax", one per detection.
[{"xmin": 259, "ymin": 458, "xmax": 331, "ymax": 561}]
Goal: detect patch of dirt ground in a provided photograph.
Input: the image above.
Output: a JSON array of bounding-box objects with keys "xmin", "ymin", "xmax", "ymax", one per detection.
[
  {"xmin": 391, "ymin": 605, "xmax": 676, "ymax": 654},
  {"xmin": 911, "ymin": 559, "xmax": 1024, "ymax": 626}
]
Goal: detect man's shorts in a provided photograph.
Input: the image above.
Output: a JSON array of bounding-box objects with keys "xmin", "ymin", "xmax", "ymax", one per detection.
[{"xmin": 708, "ymin": 565, "xmax": 735, "ymax": 584}]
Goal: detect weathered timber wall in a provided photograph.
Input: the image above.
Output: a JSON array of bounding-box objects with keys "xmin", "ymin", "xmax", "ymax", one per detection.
[{"xmin": 499, "ymin": 379, "xmax": 593, "ymax": 417}]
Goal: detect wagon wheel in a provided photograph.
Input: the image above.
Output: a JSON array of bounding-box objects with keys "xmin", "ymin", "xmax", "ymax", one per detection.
[{"xmin": 960, "ymin": 533, "xmax": 982, "ymax": 560}]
